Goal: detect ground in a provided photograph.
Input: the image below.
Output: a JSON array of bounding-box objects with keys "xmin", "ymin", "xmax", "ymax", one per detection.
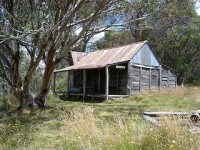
[{"xmin": 0, "ymin": 87, "xmax": 200, "ymax": 150}]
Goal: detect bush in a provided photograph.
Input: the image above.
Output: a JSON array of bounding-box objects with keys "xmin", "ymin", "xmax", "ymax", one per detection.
[{"xmin": 0, "ymin": 96, "xmax": 11, "ymax": 112}]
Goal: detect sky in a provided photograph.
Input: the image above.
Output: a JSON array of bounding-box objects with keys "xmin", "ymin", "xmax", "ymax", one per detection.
[
  {"xmin": 196, "ymin": 1, "xmax": 200, "ymax": 15},
  {"xmin": 197, "ymin": 8, "xmax": 200, "ymax": 15}
]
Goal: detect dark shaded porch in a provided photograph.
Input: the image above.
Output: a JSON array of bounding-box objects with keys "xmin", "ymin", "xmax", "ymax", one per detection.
[{"xmin": 54, "ymin": 63, "xmax": 129, "ymax": 100}]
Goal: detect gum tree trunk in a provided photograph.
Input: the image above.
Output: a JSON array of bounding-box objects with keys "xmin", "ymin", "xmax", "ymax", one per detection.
[
  {"xmin": 13, "ymin": 50, "xmax": 34, "ymax": 110},
  {"xmin": 34, "ymin": 45, "xmax": 57, "ymax": 108},
  {"xmin": 14, "ymin": 35, "xmax": 47, "ymax": 110}
]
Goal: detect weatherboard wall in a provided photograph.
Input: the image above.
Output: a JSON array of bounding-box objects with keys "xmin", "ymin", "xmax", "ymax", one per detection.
[
  {"xmin": 127, "ymin": 43, "xmax": 176, "ymax": 94},
  {"xmin": 127, "ymin": 64, "xmax": 176, "ymax": 95}
]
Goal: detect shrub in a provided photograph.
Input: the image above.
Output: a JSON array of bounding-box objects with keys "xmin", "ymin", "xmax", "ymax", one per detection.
[{"xmin": 0, "ymin": 96, "xmax": 11, "ymax": 112}]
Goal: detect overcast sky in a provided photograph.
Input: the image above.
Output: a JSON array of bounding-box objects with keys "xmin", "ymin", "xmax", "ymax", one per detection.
[
  {"xmin": 196, "ymin": 1, "xmax": 200, "ymax": 15},
  {"xmin": 196, "ymin": 8, "xmax": 200, "ymax": 15}
]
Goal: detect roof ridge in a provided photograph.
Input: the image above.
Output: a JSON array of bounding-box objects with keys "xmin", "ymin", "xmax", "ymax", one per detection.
[
  {"xmin": 89, "ymin": 40, "xmax": 147, "ymax": 53},
  {"xmin": 69, "ymin": 51, "xmax": 86, "ymax": 54}
]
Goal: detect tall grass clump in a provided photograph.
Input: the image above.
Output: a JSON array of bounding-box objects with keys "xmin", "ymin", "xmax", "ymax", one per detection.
[
  {"xmin": 140, "ymin": 118, "xmax": 199, "ymax": 150},
  {"xmin": 44, "ymin": 107, "xmax": 147, "ymax": 149}
]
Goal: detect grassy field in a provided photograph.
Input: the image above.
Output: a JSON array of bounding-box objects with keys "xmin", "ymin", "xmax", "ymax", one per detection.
[{"xmin": 0, "ymin": 87, "xmax": 200, "ymax": 150}]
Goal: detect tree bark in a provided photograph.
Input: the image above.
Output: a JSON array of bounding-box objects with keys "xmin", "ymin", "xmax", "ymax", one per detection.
[
  {"xmin": 12, "ymin": 44, "xmax": 23, "ymax": 108},
  {"xmin": 34, "ymin": 45, "xmax": 57, "ymax": 108}
]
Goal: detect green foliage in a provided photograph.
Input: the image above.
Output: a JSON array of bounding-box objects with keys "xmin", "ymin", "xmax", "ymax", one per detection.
[
  {"xmin": 95, "ymin": 30, "xmax": 135, "ymax": 49},
  {"xmin": 147, "ymin": 1, "xmax": 200, "ymax": 84},
  {"xmin": 0, "ymin": 95, "xmax": 18, "ymax": 112},
  {"xmin": 0, "ymin": 97, "xmax": 11, "ymax": 112},
  {"xmin": 55, "ymin": 73, "xmax": 68, "ymax": 92}
]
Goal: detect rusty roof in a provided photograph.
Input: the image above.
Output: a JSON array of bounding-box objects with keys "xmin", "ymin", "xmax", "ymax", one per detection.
[
  {"xmin": 55, "ymin": 41, "xmax": 147, "ymax": 72},
  {"xmin": 69, "ymin": 51, "xmax": 87, "ymax": 65}
]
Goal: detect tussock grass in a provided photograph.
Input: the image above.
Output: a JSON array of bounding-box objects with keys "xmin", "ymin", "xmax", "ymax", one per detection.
[
  {"xmin": 140, "ymin": 118, "xmax": 199, "ymax": 150},
  {"xmin": 0, "ymin": 86, "xmax": 200, "ymax": 149}
]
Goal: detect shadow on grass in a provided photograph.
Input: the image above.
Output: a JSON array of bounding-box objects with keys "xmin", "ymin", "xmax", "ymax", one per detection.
[
  {"xmin": 0, "ymin": 108, "xmax": 65, "ymax": 149},
  {"xmin": 0, "ymin": 105, "xmax": 72, "ymax": 128},
  {"xmin": 60, "ymin": 95, "xmax": 106, "ymax": 103}
]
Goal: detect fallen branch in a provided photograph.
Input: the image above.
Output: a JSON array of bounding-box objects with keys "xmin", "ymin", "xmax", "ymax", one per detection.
[{"xmin": 143, "ymin": 115, "xmax": 161, "ymax": 127}]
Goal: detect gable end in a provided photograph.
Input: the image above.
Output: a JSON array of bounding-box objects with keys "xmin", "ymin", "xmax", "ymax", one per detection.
[{"xmin": 130, "ymin": 43, "xmax": 160, "ymax": 67}]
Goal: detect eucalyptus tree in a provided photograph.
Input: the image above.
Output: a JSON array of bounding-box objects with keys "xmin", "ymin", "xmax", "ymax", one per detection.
[
  {"xmin": 147, "ymin": 0, "xmax": 200, "ymax": 84},
  {"xmin": 95, "ymin": 30, "xmax": 135, "ymax": 49},
  {"xmin": 0, "ymin": 0, "xmax": 121, "ymax": 109},
  {"xmin": 95, "ymin": 0, "xmax": 200, "ymax": 84}
]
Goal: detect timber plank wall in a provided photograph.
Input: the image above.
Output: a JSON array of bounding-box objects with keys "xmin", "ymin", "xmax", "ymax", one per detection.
[{"xmin": 128, "ymin": 64, "xmax": 176, "ymax": 95}]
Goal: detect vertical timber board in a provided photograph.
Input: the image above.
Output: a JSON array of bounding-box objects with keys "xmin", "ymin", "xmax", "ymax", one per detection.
[
  {"xmin": 70, "ymin": 71, "xmax": 74, "ymax": 87},
  {"xmin": 150, "ymin": 68, "xmax": 159, "ymax": 89},
  {"xmin": 67, "ymin": 71, "xmax": 70, "ymax": 98},
  {"xmin": 175, "ymin": 74, "xmax": 177, "ymax": 88},
  {"xmin": 150, "ymin": 68, "xmax": 152, "ymax": 90},
  {"xmin": 53, "ymin": 72, "xmax": 57, "ymax": 95},
  {"xmin": 83, "ymin": 70, "xmax": 86, "ymax": 99},
  {"xmin": 106, "ymin": 66, "xmax": 109, "ymax": 100},
  {"xmin": 159, "ymin": 65, "xmax": 162, "ymax": 90},
  {"xmin": 167, "ymin": 69, "xmax": 170, "ymax": 88},
  {"xmin": 98, "ymin": 69, "xmax": 101, "ymax": 94},
  {"xmin": 169, "ymin": 71, "xmax": 177, "ymax": 88},
  {"xmin": 161, "ymin": 68, "xmax": 169, "ymax": 88},
  {"xmin": 141, "ymin": 68, "xmax": 150, "ymax": 91},
  {"xmin": 140, "ymin": 67, "xmax": 142, "ymax": 92},
  {"xmin": 126, "ymin": 62, "xmax": 131, "ymax": 95},
  {"xmin": 118, "ymin": 66, "xmax": 127, "ymax": 95}
]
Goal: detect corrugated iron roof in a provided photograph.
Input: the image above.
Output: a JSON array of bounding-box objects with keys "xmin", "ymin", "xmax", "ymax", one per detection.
[
  {"xmin": 55, "ymin": 41, "xmax": 147, "ymax": 72},
  {"xmin": 69, "ymin": 51, "xmax": 87, "ymax": 65}
]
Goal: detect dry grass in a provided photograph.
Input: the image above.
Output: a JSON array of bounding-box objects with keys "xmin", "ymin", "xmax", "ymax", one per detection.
[
  {"xmin": 0, "ymin": 86, "xmax": 200, "ymax": 149},
  {"xmin": 28, "ymin": 108, "xmax": 148, "ymax": 149},
  {"xmin": 140, "ymin": 118, "xmax": 199, "ymax": 150}
]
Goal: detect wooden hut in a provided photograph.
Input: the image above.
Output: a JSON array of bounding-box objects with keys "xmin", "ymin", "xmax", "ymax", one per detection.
[{"xmin": 54, "ymin": 41, "xmax": 176, "ymax": 100}]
